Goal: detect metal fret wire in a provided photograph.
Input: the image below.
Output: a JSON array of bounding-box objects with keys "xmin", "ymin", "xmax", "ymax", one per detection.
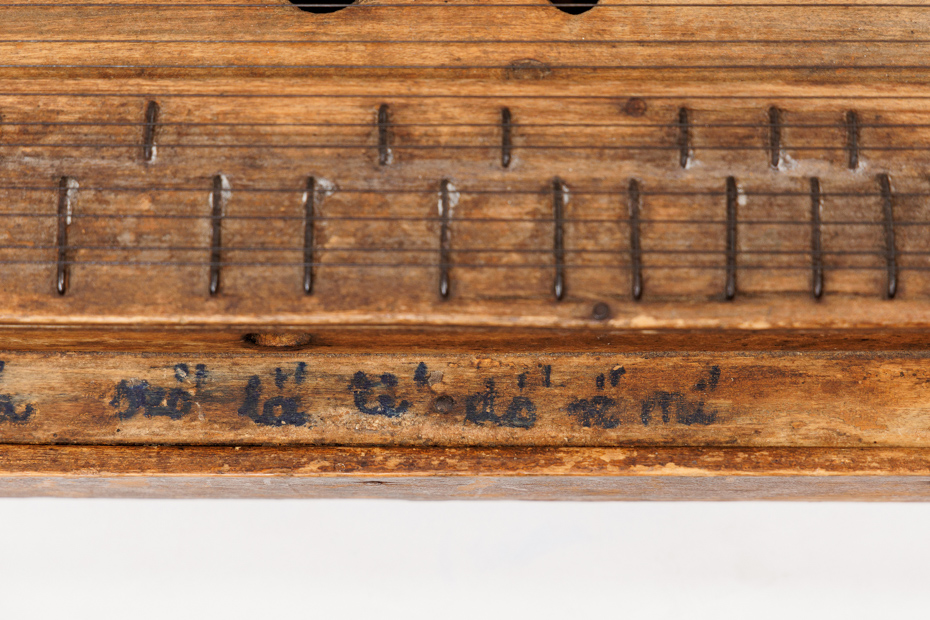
[{"xmin": 2, "ymin": 6, "xmax": 926, "ymax": 276}]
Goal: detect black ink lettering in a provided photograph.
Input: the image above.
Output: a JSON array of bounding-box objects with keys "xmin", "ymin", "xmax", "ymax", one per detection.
[
  {"xmin": 414, "ymin": 362, "xmax": 429, "ymax": 387},
  {"xmin": 294, "ymin": 362, "xmax": 307, "ymax": 385},
  {"xmin": 567, "ymin": 395, "xmax": 620, "ymax": 429},
  {"xmin": 465, "ymin": 379, "xmax": 497, "ymax": 425},
  {"xmin": 693, "ymin": 365, "xmax": 721, "ymax": 392},
  {"xmin": 610, "ymin": 367, "xmax": 625, "ymax": 387},
  {"xmin": 110, "ymin": 363, "xmax": 210, "ymax": 421},
  {"xmin": 503, "ymin": 395, "xmax": 537, "ymax": 428},
  {"xmin": 640, "ymin": 391, "xmax": 679, "ymax": 426},
  {"xmin": 237, "ymin": 374, "xmax": 308, "ymax": 427},
  {"xmin": 566, "ymin": 368, "xmax": 626, "ymax": 429},
  {"xmin": 639, "ymin": 366, "xmax": 720, "ymax": 426},
  {"xmin": 517, "ymin": 373, "xmax": 527, "ymax": 389},
  {"xmin": 0, "ymin": 395, "xmax": 34, "ymax": 424},
  {"xmin": 110, "ymin": 380, "xmax": 148, "ymax": 420},
  {"xmin": 542, "ymin": 365, "xmax": 552, "ymax": 388},
  {"xmin": 147, "ymin": 387, "xmax": 192, "ymax": 420},
  {"xmin": 109, "ymin": 380, "xmax": 191, "ymax": 420},
  {"xmin": 350, "ymin": 371, "xmax": 411, "ymax": 418},
  {"xmin": 465, "ymin": 379, "xmax": 536, "ymax": 428},
  {"xmin": 195, "ymin": 364, "xmax": 208, "ymax": 388},
  {"xmin": 238, "ymin": 376, "xmax": 262, "ymax": 422},
  {"xmin": 0, "ymin": 362, "xmax": 36, "ymax": 423}
]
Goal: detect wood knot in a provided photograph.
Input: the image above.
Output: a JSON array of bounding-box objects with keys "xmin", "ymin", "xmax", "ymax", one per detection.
[{"xmin": 622, "ymin": 97, "xmax": 647, "ymax": 117}]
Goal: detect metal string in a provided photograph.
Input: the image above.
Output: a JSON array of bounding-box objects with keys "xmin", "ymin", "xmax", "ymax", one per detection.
[
  {"xmin": 3, "ymin": 94, "xmax": 930, "ymax": 99},
  {"xmin": 5, "ymin": 64, "xmax": 930, "ymax": 69},
  {"xmin": 1, "ymin": 122, "xmax": 926, "ymax": 128},
  {"xmin": 7, "ymin": 143, "xmax": 930, "ymax": 151},
  {"xmin": 4, "ymin": 3, "xmax": 929, "ymax": 7},
  {"xmin": 0, "ymin": 261, "xmax": 909, "ymax": 271}
]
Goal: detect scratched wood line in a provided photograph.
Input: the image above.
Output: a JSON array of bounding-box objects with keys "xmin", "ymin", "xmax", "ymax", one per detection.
[{"xmin": 0, "ymin": 350, "xmax": 928, "ymax": 447}]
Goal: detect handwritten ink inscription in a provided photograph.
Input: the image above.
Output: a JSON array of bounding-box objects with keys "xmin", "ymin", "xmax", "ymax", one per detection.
[
  {"xmin": 238, "ymin": 363, "xmax": 309, "ymax": 426},
  {"xmin": 110, "ymin": 363, "xmax": 207, "ymax": 420},
  {"xmin": 567, "ymin": 367, "xmax": 626, "ymax": 429},
  {"xmin": 567, "ymin": 365, "xmax": 720, "ymax": 428},
  {"xmin": 350, "ymin": 371, "xmax": 410, "ymax": 418},
  {"xmin": 105, "ymin": 360, "xmax": 725, "ymax": 432},
  {"xmin": 0, "ymin": 361, "xmax": 35, "ymax": 424},
  {"xmin": 640, "ymin": 366, "xmax": 720, "ymax": 426},
  {"xmin": 464, "ymin": 371, "xmax": 544, "ymax": 429}
]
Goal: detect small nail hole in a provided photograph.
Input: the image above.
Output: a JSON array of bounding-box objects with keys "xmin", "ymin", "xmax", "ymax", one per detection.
[{"xmin": 433, "ymin": 395, "xmax": 456, "ymax": 414}]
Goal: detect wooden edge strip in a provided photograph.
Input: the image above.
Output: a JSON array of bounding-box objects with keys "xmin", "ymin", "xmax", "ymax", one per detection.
[
  {"xmin": 3, "ymin": 475, "xmax": 930, "ymax": 500},
  {"xmin": 2, "ymin": 445, "xmax": 930, "ymax": 478}
]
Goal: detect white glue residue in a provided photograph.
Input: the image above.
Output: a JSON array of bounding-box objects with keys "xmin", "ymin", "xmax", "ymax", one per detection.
[
  {"xmin": 63, "ymin": 178, "xmax": 79, "ymax": 225},
  {"xmin": 302, "ymin": 178, "xmax": 337, "ymax": 206},
  {"xmin": 683, "ymin": 150, "xmax": 695, "ymax": 170},
  {"xmin": 438, "ymin": 181, "xmax": 460, "ymax": 216},
  {"xmin": 208, "ymin": 175, "xmax": 232, "ymax": 212}
]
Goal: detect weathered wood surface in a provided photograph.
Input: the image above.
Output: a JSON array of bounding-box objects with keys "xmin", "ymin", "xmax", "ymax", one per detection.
[
  {"xmin": 0, "ymin": 1, "xmax": 929, "ymax": 328},
  {"xmin": 2, "ymin": 445, "xmax": 930, "ymax": 499},
  {"xmin": 2, "ymin": 0, "xmax": 930, "ymax": 497},
  {"xmin": 0, "ymin": 349, "xmax": 929, "ymax": 447},
  {"xmin": 2, "ymin": 79, "xmax": 930, "ymax": 328},
  {"xmin": 2, "ymin": 445, "xmax": 930, "ymax": 476}
]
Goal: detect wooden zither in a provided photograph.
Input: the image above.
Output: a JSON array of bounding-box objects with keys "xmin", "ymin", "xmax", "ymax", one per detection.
[{"xmin": 2, "ymin": 0, "xmax": 930, "ymax": 499}]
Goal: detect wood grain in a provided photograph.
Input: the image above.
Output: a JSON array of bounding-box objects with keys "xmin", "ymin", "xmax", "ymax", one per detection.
[
  {"xmin": 0, "ymin": 349, "xmax": 928, "ymax": 448},
  {"xmin": 2, "ymin": 0, "xmax": 929, "ymax": 497}
]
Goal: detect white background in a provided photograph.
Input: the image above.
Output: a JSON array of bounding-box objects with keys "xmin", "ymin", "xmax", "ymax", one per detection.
[{"xmin": 0, "ymin": 499, "xmax": 928, "ymax": 619}]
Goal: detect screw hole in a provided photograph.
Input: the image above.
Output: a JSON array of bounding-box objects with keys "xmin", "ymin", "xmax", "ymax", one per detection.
[
  {"xmin": 288, "ymin": 0, "xmax": 354, "ymax": 14},
  {"xmin": 243, "ymin": 332, "xmax": 313, "ymax": 349},
  {"xmin": 550, "ymin": 0, "xmax": 598, "ymax": 15},
  {"xmin": 592, "ymin": 302, "xmax": 611, "ymax": 321}
]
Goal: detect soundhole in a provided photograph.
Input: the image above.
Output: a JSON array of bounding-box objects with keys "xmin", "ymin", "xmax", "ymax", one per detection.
[
  {"xmin": 551, "ymin": 0, "xmax": 598, "ymax": 14},
  {"xmin": 289, "ymin": 0, "xmax": 354, "ymax": 14}
]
